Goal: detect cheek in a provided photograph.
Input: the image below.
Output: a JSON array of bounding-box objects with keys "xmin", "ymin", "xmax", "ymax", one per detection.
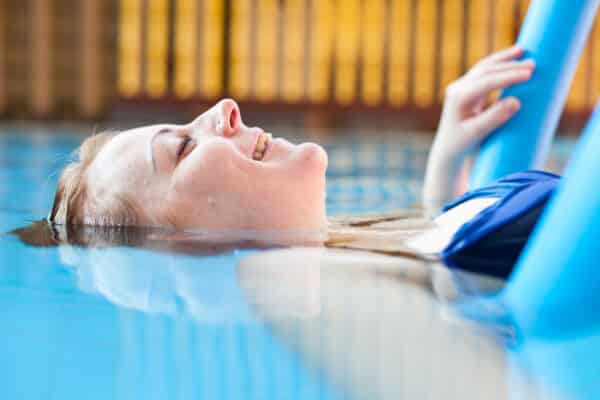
[{"xmin": 171, "ymin": 141, "xmax": 239, "ymax": 194}]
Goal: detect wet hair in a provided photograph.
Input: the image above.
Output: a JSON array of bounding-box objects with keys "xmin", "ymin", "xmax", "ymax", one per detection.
[
  {"xmin": 10, "ymin": 219, "xmax": 277, "ymax": 256},
  {"xmin": 48, "ymin": 132, "xmax": 138, "ymax": 226},
  {"xmin": 12, "ymin": 220, "xmax": 150, "ymax": 248}
]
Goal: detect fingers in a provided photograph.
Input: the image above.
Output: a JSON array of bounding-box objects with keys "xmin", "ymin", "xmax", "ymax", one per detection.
[
  {"xmin": 445, "ymin": 54, "xmax": 534, "ymax": 111},
  {"xmin": 462, "ymin": 97, "xmax": 521, "ymax": 142},
  {"xmin": 435, "ymin": 46, "xmax": 529, "ymax": 161},
  {"xmin": 461, "ymin": 68, "xmax": 533, "ymax": 106},
  {"xmin": 469, "ymin": 59, "xmax": 535, "ymax": 77},
  {"xmin": 478, "ymin": 45, "xmax": 524, "ymax": 66}
]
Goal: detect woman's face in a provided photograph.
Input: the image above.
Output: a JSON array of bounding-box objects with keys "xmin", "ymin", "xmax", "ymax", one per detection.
[{"xmin": 87, "ymin": 99, "xmax": 328, "ymax": 231}]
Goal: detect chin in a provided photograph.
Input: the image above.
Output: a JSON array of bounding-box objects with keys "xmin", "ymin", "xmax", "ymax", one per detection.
[{"xmin": 292, "ymin": 142, "xmax": 328, "ymax": 176}]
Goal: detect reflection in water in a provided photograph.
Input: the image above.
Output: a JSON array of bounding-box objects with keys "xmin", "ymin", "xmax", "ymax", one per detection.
[
  {"xmin": 457, "ymin": 294, "xmax": 600, "ymax": 400},
  {"xmin": 239, "ymin": 247, "xmax": 518, "ymax": 400},
  {"xmin": 241, "ymin": 246, "xmax": 600, "ymax": 400},
  {"xmin": 57, "ymin": 242, "xmax": 324, "ymax": 324},
  {"xmin": 7, "ymin": 220, "xmax": 597, "ymax": 399},
  {"xmin": 6, "ymin": 219, "xmax": 599, "ymax": 399},
  {"xmin": 61, "ymin": 246, "xmax": 253, "ymax": 323},
  {"xmin": 0, "ymin": 234, "xmax": 342, "ymax": 400},
  {"xmin": 510, "ymin": 333, "xmax": 600, "ymax": 399},
  {"xmin": 9, "ymin": 220, "xmax": 328, "ymax": 323}
]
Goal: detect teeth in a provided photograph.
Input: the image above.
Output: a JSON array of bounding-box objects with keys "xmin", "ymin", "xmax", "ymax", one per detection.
[{"xmin": 253, "ymin": 132, "xmax": 272, "ymax": 161}]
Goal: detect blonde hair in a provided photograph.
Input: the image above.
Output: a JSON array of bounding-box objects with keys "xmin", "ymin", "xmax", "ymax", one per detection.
[{"xmin": 48, "ymin": 132, "xmax": 138, "ymax": 226}]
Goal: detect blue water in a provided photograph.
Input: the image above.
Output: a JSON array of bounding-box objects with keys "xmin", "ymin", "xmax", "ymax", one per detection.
[
  {"xmin": 0, "ymin": 129, "xmax": 423, "ymax": 400},
  {"xmin": 0, "ymin": 128, "xmax": 593, "ymax": 399}
]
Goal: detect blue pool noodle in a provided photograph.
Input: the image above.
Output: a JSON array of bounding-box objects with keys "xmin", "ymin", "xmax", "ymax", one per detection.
[
  {"xmin": 469, "ymin": 0, "xmax": 600, "ymax": 188},
  {"xmin": 501, "ymin": 102, "xmax": 600, "ymax": 338}
]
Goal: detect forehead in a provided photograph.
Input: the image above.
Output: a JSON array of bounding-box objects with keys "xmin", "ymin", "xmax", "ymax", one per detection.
[
  {"xmin": 94, "ymin": 123, "xmax": 176, "ymax": 165},
  {"xmin": 88, "ymin": 127, "xmax": 156, "ymax": 190},
  {"xmin": 96, "ymin": 129, "xmax": 148, "ymax": 164}
]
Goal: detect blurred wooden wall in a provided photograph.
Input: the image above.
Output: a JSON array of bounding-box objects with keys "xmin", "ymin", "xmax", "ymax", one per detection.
[
  {"xmin": 1, "ymin": 0, "xmax": 117, "ymax": 119},
  {"xmin": 0, "ymin": 0, "xmax": 598, "ymax": 126}
]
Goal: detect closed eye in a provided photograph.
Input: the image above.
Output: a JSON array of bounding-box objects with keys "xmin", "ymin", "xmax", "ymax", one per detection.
[{"xmin": 176, "ymin": 135, "xmax": 192, "ymax": 161}]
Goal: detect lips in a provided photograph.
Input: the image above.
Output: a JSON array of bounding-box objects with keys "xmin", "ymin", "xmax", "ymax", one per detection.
[{"xmin": 252, "ymin": 132, "xmax": 272, "ymax": 161}]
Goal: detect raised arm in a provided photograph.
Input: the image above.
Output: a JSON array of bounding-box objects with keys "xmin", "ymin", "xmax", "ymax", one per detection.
[{"xmin": 422, "ymin": 46, "xmax": 535, "ymax": 217}]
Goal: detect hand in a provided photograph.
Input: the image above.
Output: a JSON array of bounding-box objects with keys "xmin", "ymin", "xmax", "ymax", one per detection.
[
  {"xmin": 423, "ymin": 46, "xmax": 535, "ymax": 216},
  {"xmin": 435, "ymin": 45, "xmax": 535, "ymax": 162}
]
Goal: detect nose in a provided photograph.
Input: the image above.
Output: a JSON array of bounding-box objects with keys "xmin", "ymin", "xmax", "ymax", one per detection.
[{"xmin": 215, "ymin": 99, "xmax": 240, "ymax": 137}]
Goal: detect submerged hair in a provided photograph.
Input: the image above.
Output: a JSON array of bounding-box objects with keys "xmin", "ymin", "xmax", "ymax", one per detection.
[{"xmin": 48, "ymin": 132, "xmax": 138, "ymax": 226}]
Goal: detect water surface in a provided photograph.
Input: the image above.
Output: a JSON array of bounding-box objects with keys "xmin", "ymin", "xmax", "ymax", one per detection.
[{"xmin": 0, "ymin": 128, "xmax": 591, "ymax": 400}]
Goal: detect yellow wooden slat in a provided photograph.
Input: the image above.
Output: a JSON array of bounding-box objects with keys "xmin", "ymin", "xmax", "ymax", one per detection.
[
  {"xmin": 467, "ymin": 0, "xmax": 491, "ymax": 68},
  {"xmin": 281, "ymin": 0, "xmax": 306, "ymax": 103},
  {"xmin": 361, "ymin": 0, "xmax": 385, "ymax": 106},
  {"xmin": 308, "ymin": 0, "xmax": 334, "ymax": 103},
  {"xmin": 388, "ymin": 0, "xmax": 411, "ymax": 106},
  {"xmin": 254, "ymin": 0, "xmax": 279, "ymax": 101},
  {"xmin": 119, "ymin": 0, "xmax": 142, "ymax": 97},
  {"xmin": 201, "ymin": 0, "xmax": 224, "ymax": 98},
  {"xmin": 174, "ymin": 0, "xmax": 197, "ymax": 99},
  {"xmin": 413, "ymin": 0, "xmax": 437, "ymax": 107},
  {"xmin": 31, "ymin": 0, "xmax": 52, "ymax": 114},
  {"xmin": 491, "ymin": 0, "xmax": 516, "ymax": 103},
  {"xmin": 229, "ymin": 0, "xmax": 252, "ymax": 99},
  {"xmin": 492, "ymin": 0, "xmax": 516, "ymax": 51},
  {"xmin": 518, "ymin": 0, "xmax": 530, "ymax": 27},
  {"xmin": 592, "ymin": 18, "xmax": 600, "ymax": 107},
  {"xmin": 146, "ymin": 0, "xmax": 169, "ymax": 97},
  {"xmin": 80, "ymin": 0, "xmax": 102, "ymax": 116},
  {"xmin": 439, "ymin": 0, "xmax": 463, "ymax": 101},
  {"xmin": 334, "ymin": 0, "xmax": 361, "ymax": 105},
  {"xmin": 0, "ymin": 1, "xmax": 5, "ymax": 113},
  {"xmin": 567, "ymin": 41, "xmax": 591, "ymax": 113}
]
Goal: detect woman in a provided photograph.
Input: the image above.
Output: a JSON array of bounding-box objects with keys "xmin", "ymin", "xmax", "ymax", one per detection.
[{"xmin": 48, "ymin": 47, "xmax": 534, "ymax": 238}]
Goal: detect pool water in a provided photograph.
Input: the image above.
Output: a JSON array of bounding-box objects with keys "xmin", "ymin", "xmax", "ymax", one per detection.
[{"xmin": 0, "ymin": 128, "xmax": 591, "ymax": 400}]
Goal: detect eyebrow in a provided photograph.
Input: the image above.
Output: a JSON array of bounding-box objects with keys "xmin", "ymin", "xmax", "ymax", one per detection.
[{"xmin": 147, "ymin": 127, "xmax": 173, "ymax": 173}]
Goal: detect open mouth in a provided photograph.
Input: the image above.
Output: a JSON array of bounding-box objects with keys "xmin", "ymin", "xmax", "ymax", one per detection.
[{"xmin": 253, "ymin": 132, "xmax": 272, "ymax": 161}]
